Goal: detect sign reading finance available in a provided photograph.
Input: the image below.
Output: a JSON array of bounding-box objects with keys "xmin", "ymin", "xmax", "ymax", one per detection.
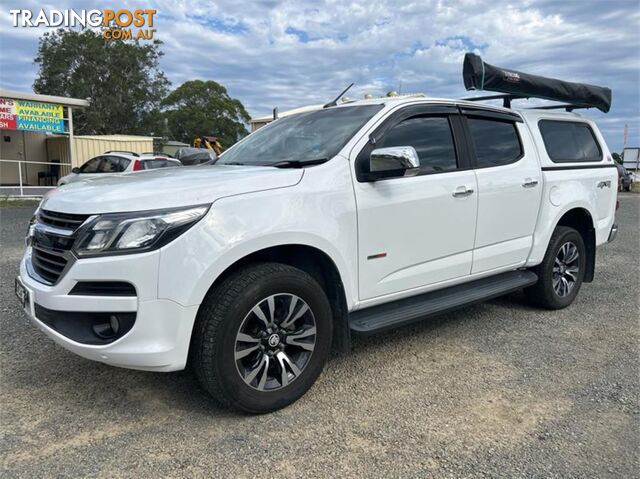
[{"xmin": 0, "ymin": 98, "xmax": 65, "ymax": 133}]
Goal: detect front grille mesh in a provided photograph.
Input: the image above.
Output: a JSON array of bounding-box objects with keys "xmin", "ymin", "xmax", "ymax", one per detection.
[
  {"xmin": 29, "ymin": 210, "xmax": 90, "ymax": 285},
  {"xmin": 38, "ymin": 210, "xmax": 89, "ymax": 229},
  {"xmin": 31, "ymin": 247, "xmax": 68, "ymax": 284}
]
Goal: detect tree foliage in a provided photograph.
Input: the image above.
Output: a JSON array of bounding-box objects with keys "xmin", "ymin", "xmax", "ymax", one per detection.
[
  {"xmin": 34, "ymin": 29, "xmax": 169, "ymax": 135},
  {"xmin": 162, "ymin": 80, "xmax": 250, "ymax": 148}
]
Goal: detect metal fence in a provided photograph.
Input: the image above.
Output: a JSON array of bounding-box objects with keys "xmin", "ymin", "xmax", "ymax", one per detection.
[{"xmin": 0, "ymin": 159, "xmax": 72, "ymax": 197}]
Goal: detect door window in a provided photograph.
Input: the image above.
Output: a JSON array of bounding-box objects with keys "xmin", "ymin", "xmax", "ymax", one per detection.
[
  {"xmin": 381, "ymin": 116, "xmax": 457, "ymax": 174},
  {"xmin": 79, "ymin": 156, "xmax": 102, "ymax": 173},
  {"xmin": 98, "ymin": 156, "xmax": 128, "ymax": 173},
  {"xmin": 466, "ymin": 118, "xmax": 523, "ymax": 167}
]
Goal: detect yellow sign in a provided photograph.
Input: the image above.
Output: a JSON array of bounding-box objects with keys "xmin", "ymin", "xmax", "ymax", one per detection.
[
  {"xmin": 0, "ymin": 98, "xmax": 65, "ymax": 133},
  {"xmin": 16, "ymin": 101, "xmax": 63, "ymax": 119}
]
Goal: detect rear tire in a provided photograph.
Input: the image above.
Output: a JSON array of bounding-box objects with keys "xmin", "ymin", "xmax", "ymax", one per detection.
[
  {"xmin": 192, "ymin": 262, "xmax": 332, "ymax": 413},
  {"xmin": 525, "ymin": 226, "xmax": 586, "ymax": 310}
]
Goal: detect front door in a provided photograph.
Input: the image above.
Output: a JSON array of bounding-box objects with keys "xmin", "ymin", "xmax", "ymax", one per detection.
[{"xmin": 353, "ymin": 109, "xmax": 478, "ymax": 301}]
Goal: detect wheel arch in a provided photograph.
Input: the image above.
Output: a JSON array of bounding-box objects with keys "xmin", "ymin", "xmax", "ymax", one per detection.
[
  {"xmin": 193, "ymin": 243, "xmax": 352, "ymax": 354},
  {"xmin": 553, "ymin": 207, "xmax": 596, "ymax": 282}
]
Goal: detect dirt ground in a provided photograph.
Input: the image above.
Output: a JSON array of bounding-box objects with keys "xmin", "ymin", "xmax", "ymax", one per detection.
[{"xmin": 1, "ymin": 195, "xmax": 638, "ymax": 478}]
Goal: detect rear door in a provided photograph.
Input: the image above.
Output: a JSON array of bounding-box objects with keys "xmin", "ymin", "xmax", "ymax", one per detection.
[
  {"xmin": 461, "ymin": 109, "xmax": 542, "ymax": 274},
  {"xmin": 353, "ymin": 105, "xmax": 478, "ymax": 300}
]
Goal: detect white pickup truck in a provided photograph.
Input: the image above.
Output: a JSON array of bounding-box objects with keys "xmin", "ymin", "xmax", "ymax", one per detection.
[{"xmin": 16, "ymin": 72, "xmax": 618, "ymax": 413}]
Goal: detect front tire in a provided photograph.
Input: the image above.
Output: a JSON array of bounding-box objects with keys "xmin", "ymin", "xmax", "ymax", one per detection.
[
  {"xmin": 525, "ymin": 226, "xmax": 586, "ymax": 309},
  {"xmin": 192, "ymin": 262, "xmax": 332, "ymax": 413}
]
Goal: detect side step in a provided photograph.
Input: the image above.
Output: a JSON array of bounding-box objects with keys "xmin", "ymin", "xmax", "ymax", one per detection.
[{"xmin": 349, "ymin": 270, "xmax": 538, "ymax": 335}]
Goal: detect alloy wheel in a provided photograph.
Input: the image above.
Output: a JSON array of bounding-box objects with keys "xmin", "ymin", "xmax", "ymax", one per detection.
[
  {"xmin": 552, "ymin": 241, "xmax": 580, "ymax": 297},
  {"xmin": 234, "ymin": 294, "xmax": 316, "ymax": 391}
]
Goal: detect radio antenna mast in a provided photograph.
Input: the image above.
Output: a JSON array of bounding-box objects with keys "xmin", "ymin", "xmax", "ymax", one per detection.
[{"xmin": 323, "ymin": 83, "xmax": 354, "ymax": 108}]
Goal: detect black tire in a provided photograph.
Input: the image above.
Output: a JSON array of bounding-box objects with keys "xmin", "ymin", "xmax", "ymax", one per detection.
[
  {"xmin": 525, "ymin": 226, "xmax": 586, "ymax": 309},
  {"xmin": 191, "ymin": 262, "xmax": 332, "ymax": 413}
]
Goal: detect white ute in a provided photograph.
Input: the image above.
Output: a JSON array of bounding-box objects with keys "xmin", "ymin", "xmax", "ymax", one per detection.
[{"xmin": 16, "ymin": 62, "xmax": 619, "ymax": 413}]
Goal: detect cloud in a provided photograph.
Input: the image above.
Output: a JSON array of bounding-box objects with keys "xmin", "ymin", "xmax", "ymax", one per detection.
[{"xmin": 0, "ymin": 0, "xmax": 638, "ymax": 151}]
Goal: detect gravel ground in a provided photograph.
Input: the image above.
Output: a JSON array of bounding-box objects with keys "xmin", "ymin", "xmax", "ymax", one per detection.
[{"xmin": 1, "ymin": 195, "xmax": 638, "ymax": 478}]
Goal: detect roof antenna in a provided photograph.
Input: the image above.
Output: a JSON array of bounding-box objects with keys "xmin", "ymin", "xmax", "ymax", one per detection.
[{"xmin": 323, "ymin": 83, "xmax": 354, "ymax": 108}]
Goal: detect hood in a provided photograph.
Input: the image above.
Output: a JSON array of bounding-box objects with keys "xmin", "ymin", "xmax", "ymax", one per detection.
[{"xmin": 41, "ymin": 165, "xmax": 303, "ymax": 214}]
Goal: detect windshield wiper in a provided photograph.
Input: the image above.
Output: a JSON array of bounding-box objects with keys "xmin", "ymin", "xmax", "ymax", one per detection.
[{"xmin": 267, "ymin": 158, "xmax": 329, "ymax": 168}]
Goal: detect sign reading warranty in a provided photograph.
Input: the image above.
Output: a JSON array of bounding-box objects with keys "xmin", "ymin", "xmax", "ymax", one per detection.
[{"xmin": 0, "ymin": 98, "xmax": 65, "ymax": 133}]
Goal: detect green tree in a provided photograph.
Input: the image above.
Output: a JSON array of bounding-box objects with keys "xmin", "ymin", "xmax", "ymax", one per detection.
[
  {"xmin": 34, "ymin": 29, "xmax": 169, "ymax": 135},
  {"xmin": 162, "ymin": 80, "xmax": 250, "ymax": 148}
]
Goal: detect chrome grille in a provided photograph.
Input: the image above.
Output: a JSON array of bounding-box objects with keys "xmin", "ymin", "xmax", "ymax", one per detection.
[{"xmin": 28, "ymin": 210, "xmax": 91, "ymax": 285}]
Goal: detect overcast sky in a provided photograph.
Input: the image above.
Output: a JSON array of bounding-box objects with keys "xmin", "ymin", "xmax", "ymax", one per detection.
[{"xmin": 1, "ymin": 0, "xmax": 638, "ymax": 151}]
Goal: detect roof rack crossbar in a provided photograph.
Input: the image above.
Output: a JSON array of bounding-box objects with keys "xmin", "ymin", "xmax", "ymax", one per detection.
[
  {"xmin": 462, "ymin": 94, "xmax": 593, "ymax": 112},
  {"xmin": 528, "ymin": 104, "xmax": 592, "ymax": 112},
  {"xmin": 461, "ymin": 94, "xmax": 528, "ymax": 108}
]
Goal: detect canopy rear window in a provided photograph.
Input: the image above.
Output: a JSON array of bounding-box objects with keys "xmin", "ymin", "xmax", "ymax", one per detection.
[{"xmin": 538, "ymin": 120, "xmax": 602, "ymax": 163}]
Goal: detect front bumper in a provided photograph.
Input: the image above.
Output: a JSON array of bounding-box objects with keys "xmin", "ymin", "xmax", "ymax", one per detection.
[{"xmin": 18, "ymin": 249, "xmax": 198, "ymax": 371}]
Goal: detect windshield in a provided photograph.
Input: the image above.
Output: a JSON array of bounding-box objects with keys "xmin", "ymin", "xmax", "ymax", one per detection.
[{"xmin": 218, "ymin": 104, "xmax": 383, "ymax": 166}]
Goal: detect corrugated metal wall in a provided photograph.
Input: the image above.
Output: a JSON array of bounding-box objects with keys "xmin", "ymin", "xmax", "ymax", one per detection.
[
  {"xmin": 45, "ymin": 136, "xmax": 70, "ymax": 176},
  {"xmin": 73, "ymin": 136, "xmax": 154, "ymax": 166},
  {"xmin": 47, "ymin": 135, "xmax": 154, "ymax": 168}
]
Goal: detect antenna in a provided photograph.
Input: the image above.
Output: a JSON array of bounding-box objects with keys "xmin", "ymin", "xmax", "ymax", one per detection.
[{"xmin": 323, "ymin": 83, "xmax": 354, "ymax": 108}]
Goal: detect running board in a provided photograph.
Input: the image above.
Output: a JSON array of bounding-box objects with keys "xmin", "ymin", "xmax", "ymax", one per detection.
[{"xmin": 349, "ymin": 270, "xmax": 538, "ymax": 335}]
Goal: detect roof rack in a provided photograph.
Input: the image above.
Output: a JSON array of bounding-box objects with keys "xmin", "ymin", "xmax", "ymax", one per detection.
[
  {"xmin": 461, "ymin": 53, "xmax": 611, "ymax": 113},
  {"xmin": 462, "ymin": 94, "xmax": 527, "ymax": 108},
  {"xmin": 528, "ymin": 103, "xmax": 592, "ymax": 112},
  {"xmin": 104, "ymin": 150, "xmax": 140, "ymax": 157},
  {"xmin": 462, "ymin": 94, "xmax": 592, "ymax": 112}
]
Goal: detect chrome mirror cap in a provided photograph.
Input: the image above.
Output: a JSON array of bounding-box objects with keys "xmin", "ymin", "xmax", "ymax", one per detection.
[{"xmin": 369, "ymin": 146, "xmax": 420, "ymax": 177}]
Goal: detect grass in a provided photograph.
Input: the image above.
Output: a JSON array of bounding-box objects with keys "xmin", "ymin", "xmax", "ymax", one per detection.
[{"xmin": 0, "ymin": 198, "xmax": 41, "ymax": 208}]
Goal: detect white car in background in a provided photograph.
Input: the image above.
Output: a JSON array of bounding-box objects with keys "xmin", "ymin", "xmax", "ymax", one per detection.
[{"xmin": 57, "ymin": 151, "xmax": 182, "ymax": 186}]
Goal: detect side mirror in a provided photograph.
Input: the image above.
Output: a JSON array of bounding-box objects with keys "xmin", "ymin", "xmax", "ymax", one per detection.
[
  {"xmin": 367, "ymin": 146, "xmax": 420, "ymax": 181},
  {"xmin": 71, "ymin": 167, "xmax": 80, "ymax": 174}
]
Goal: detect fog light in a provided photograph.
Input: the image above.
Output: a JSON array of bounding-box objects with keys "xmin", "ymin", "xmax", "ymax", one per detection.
[
  {"xmin": 92, "ymin": 315, "xmax": 120, "ymax": 339},
  {"xmin": 109, "ymin": 314, "xmax": 120, "ymax": 334}
]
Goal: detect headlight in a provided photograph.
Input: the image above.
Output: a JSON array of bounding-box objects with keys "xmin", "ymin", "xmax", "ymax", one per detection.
[
  {"xmin": 74, "ymin": 205, "xmax": 209, "ymax": 257},
  {"xmin": 25, "ymin": 203, "xmax": 41, "ymax": 246}
]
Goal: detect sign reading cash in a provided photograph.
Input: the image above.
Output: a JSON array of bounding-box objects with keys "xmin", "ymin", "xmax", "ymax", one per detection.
[{"xmin": 0, "ymin": 98, "xmax": 65, "ymax": 133}]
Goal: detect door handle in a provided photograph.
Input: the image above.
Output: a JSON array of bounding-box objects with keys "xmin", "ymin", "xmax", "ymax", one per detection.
[
  {"xmin": 522, "ymin": 178, "xmax": 539, "ymax": 188},
  {"xmin": 597, "ymin": 180, "xmax": 611, "ymax": 189},
  {"xmin": 452, "ymin": 186, "xmax": 474, "ymax": 198}
]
